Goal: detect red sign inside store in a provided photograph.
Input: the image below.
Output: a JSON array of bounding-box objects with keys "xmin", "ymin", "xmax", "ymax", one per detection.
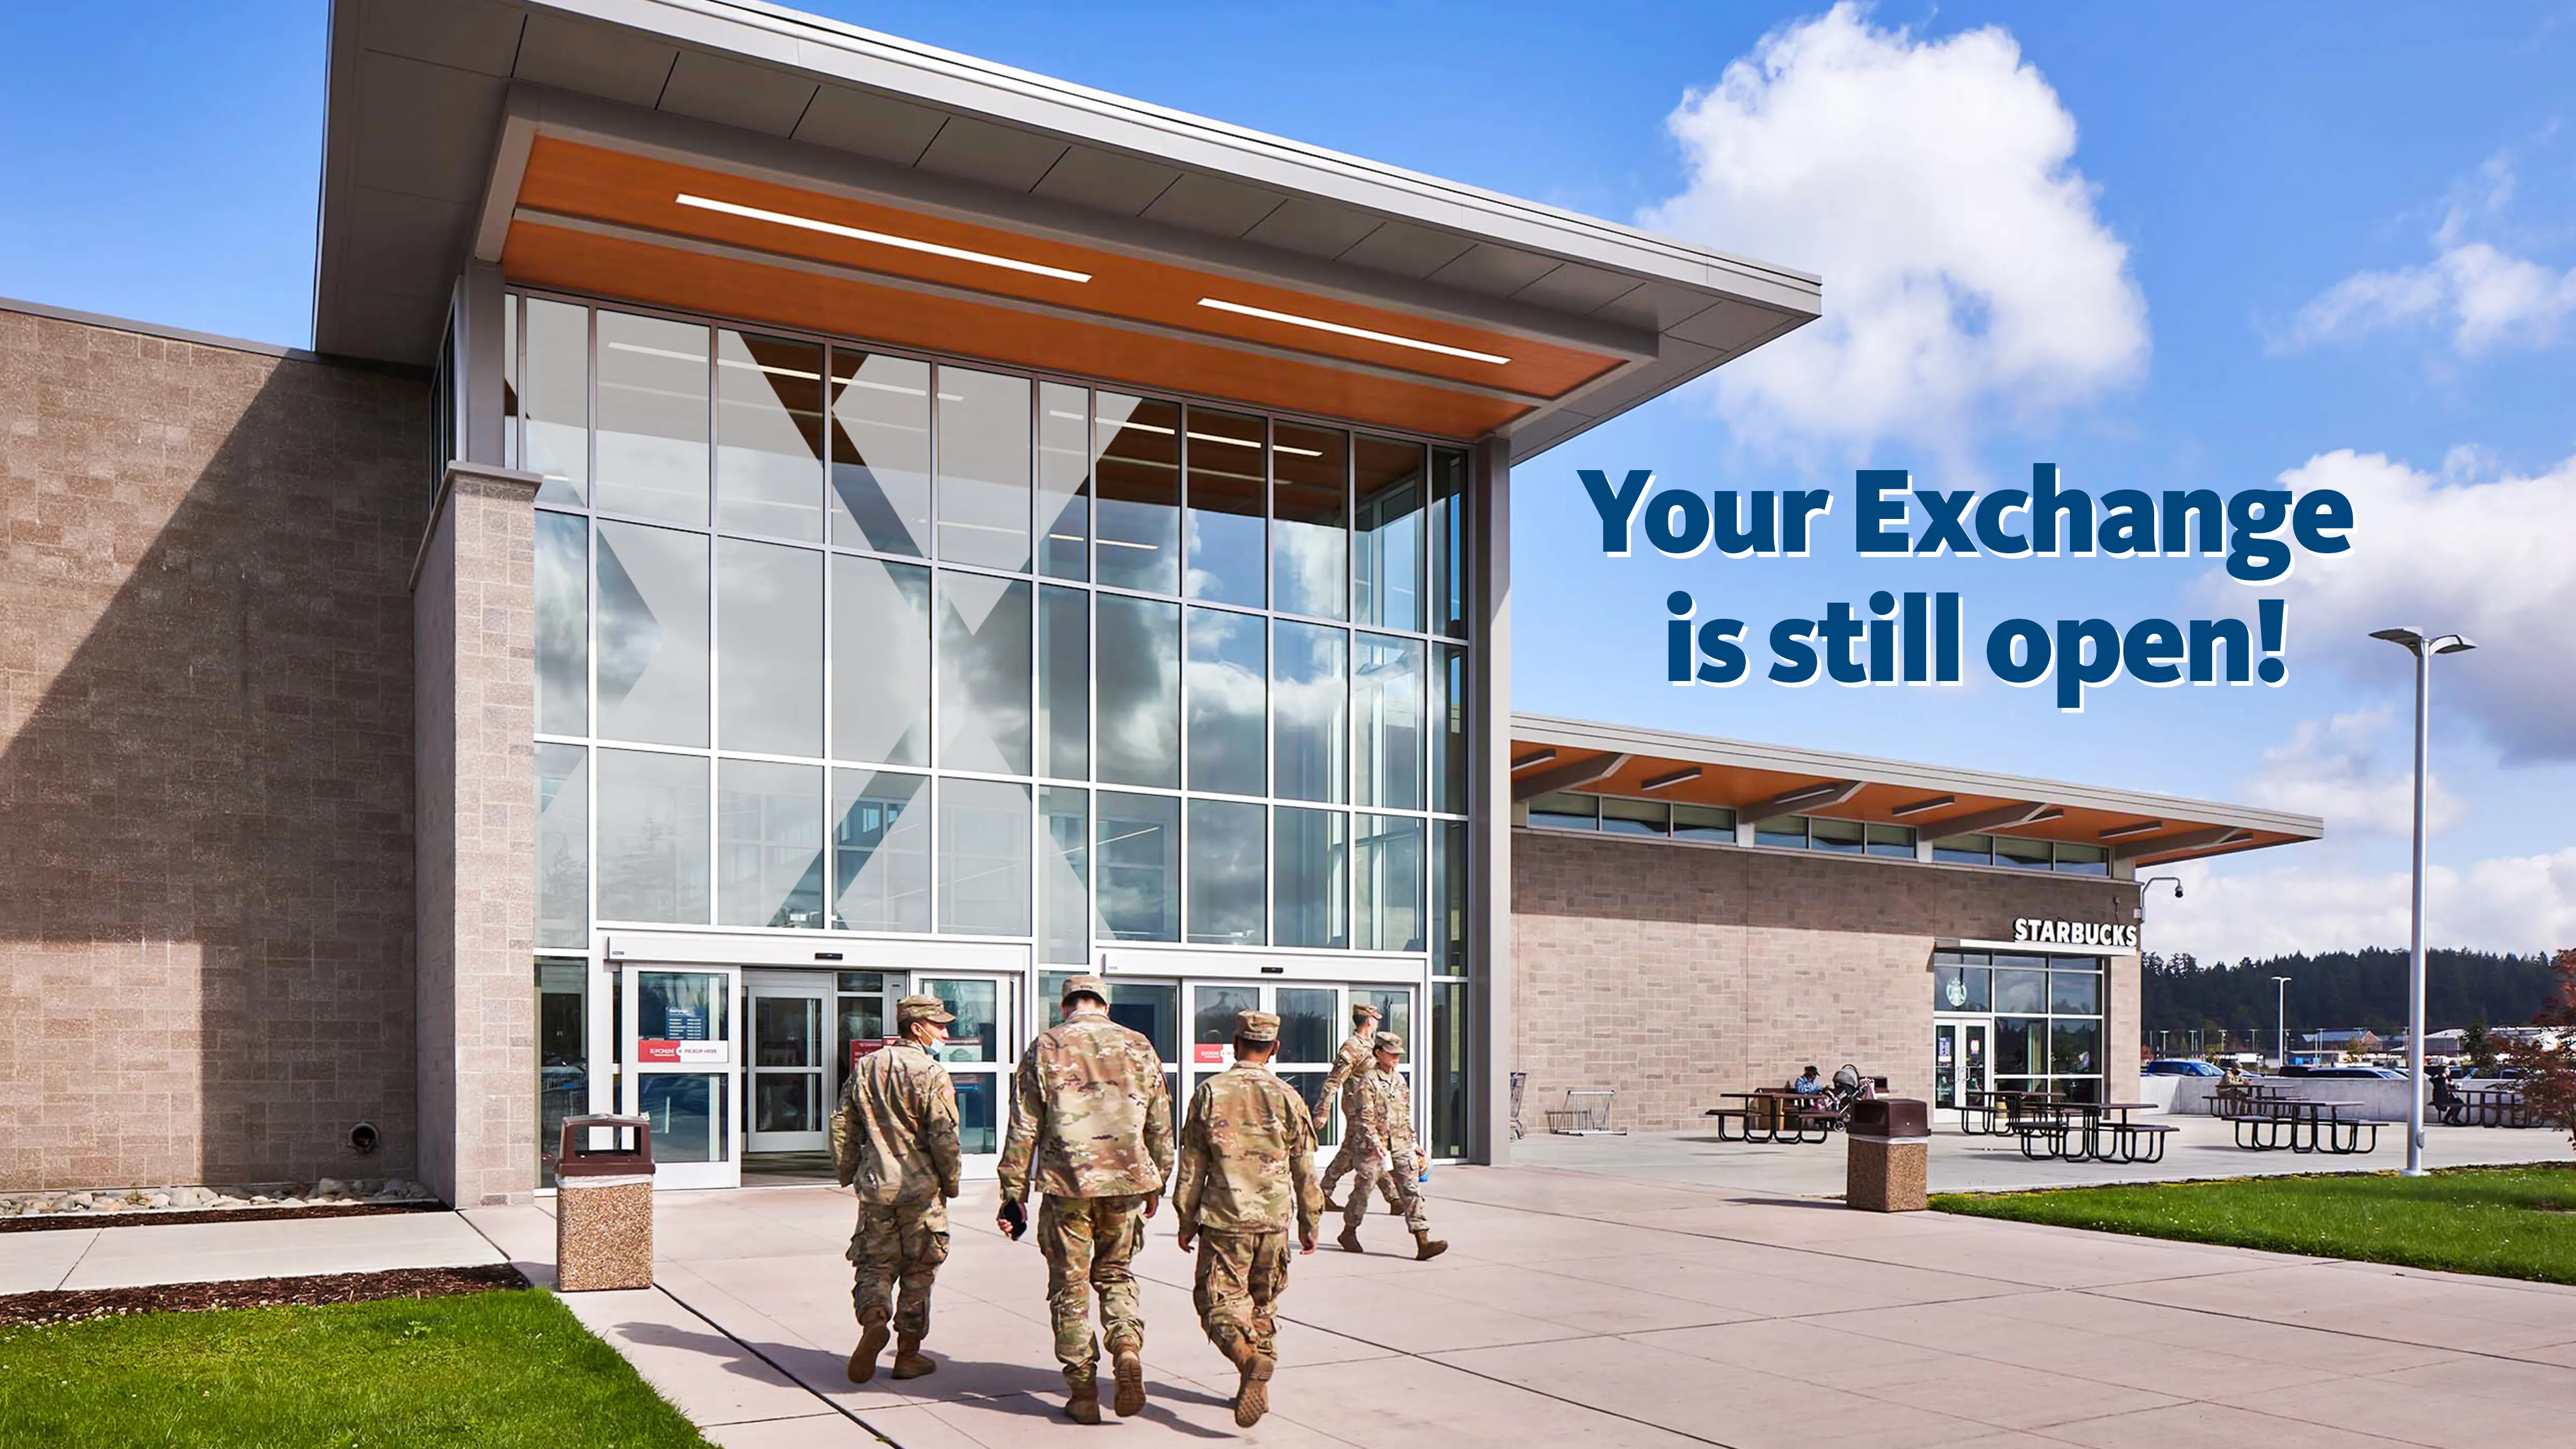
[{"xmin": 1192, "ymin": 1043, "xmax": 1227, "ymax": 1065}]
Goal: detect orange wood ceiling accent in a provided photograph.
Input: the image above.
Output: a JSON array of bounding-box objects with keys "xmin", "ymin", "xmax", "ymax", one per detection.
[
  {"xmin": 512, "ymin": 137, "xmax": 1622, "ymax": 401},
  {"xmin": 503, "ymin": 219, "xmax": 1526, "ymax": 439}
]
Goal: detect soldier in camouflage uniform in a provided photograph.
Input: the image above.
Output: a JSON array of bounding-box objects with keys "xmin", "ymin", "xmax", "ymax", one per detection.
[
  {"xmin": 996, "ymin": 975, "xmax": 1175, "ymax": 1425},
  {"xmin": 1174, "ymin": 1009, "xmax": 1322, "ymax": 1429},
  {"xmin": 1314, "ymin": 1002, "xmax": 1400, "ymax": 1216},
  {"xmin": 829, "ymin": 994, "xmax": 963, "ymax": 1384},
  {"xmin": 1338, "ymin": 1031, "xmax": 1447, "ymax": 1262}
]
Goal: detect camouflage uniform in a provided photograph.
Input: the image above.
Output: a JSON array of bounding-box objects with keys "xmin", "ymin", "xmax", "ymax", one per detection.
[
  {"xmin": 1316, "ymin": 1023, "xmax": 1401, "ymax": 1212},
  {"xmin": 1343, "ymin": 1046, "xmax": 1431, "ymax": 1236},
  {"xmin": 997, "ymin": 978, "xmax": 1174, "ymax": 1387},
  {"xmin": 830, "ymin": 1034, "xmax": 961, "ymax": 1341},
  {"xmin": 1175, "ymin": 1010, "xmax": 1322, "ymax": 1429}
]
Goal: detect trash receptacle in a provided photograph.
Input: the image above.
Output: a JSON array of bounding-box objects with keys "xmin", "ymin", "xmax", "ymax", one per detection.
[
  {"xmin": 1845, "ymin": 1098, "xmax": 1930, "ymax": 1212},
  {"xmin": 555, "ymin": 1115, "xmax": 654, "ymax": 1291}
]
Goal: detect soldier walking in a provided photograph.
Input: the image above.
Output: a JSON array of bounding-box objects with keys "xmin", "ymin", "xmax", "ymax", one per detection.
[
  {"xmin": 996, "ymin": 975, "xmax": 1175, "ymax": 1424},
  {"xmin": 830, "ymin": 994, "xmax": 962, "ymax": 1384},
  {"xmin": 1337, "ymin": 1031, "xmax": 1447, "ymax": 1262},
  {"xmin": 1314, "ymin": 1002, "xmax": 1400, "ymax": 1216},
  {"xmin": 1173, "ymin": 1010, "xmax": 1322, "ymax": 1429}
]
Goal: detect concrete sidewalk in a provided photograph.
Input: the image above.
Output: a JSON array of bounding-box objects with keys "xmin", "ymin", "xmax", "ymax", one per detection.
[
  {"xmin": 464, "ymin": 1167, "xmax": 2576, "ymax": 1449},
  {"xmin": 0, "ymin": 1210, "xmax": 503, "ymax": 1294}
]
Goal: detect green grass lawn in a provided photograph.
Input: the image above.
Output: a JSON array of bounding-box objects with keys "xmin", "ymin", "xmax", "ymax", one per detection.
[
  {"xmin": 1935, "ymin": 1164, "xmax": 2576, "ymax": 1285},
  {"xmin": 0, "ymin": 1289, "xmax": 711, "ymax": 1448}
]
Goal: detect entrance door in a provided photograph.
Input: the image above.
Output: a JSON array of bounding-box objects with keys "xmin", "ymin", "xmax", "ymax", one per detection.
[
  {"xmin": 1184, "ymin": 982, "xmax": 1415, "ymax": 1151},
  {"xmin": 620, "ymin": 963, "xmax": 742, "ymax": 1189},
  {"xmin": 746, "ymin": 973, "xmax": 830, "ymax": 1154},
  {"xmin": 1933, "ymin": 1018, "xmax": 1991, "ymax": 1124},
  {"xmin": 912, "ymin": 974, "xmax": 1016, "ymax": 1166}
]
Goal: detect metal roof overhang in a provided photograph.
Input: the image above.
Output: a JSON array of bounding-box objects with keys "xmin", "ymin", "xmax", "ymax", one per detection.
[
  {"xmin": 1509, "ymin": 714, "xmax": 2325, "ymax": 868},
  {"xmin": 314, "ymin": 0, "xmax": 1821, "ymax": 457}
]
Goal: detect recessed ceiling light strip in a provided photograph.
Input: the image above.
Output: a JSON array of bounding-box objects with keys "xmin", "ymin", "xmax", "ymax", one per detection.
[
  {"xmin": 1196, "ymin": 297, "xmax": 1512, "ymax": 365},
  {"xmin": 675, "ymin": 193, "xmax": 1092, "ymax": 283}
]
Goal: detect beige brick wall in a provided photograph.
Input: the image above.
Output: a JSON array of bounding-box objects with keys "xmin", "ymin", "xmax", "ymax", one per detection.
[
  {"xmin": 1512, "ymin": 830, "xmax": 2142, "ymax": 1132},
  {"xmin": 0, "ymin": 306, "xmax": 424, "ymax": 1191}
]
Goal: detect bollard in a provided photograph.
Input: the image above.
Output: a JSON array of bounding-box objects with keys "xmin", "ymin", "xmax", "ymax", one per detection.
[
  {"xmin": 555, "ymin": 1115, "xmax": 655, "ymax": 1291},
  {"xmin": 1845, "ymin": 1098, "xmax": 1930, "ymax": 1212}
]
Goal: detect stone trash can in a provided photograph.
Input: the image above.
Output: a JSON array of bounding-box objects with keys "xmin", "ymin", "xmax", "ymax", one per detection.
[
  {"xmin": 555, "ymin": 1115, "xmax": 655, "ymax": 1291},
  {"xmin": 1844, "ymin": 1098, "xmax": 1930, "ymax": 1213}
]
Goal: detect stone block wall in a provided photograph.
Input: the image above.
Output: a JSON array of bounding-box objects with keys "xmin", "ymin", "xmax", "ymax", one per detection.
[{"xmin": 0, "ymin": 305, "xmax": 425, "ymax": 1190}]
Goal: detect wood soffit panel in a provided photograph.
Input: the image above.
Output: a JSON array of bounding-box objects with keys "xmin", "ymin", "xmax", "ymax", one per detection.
[{"xmin": 503, "ymin": 136, "xmax": 1625, "ymax": 433}]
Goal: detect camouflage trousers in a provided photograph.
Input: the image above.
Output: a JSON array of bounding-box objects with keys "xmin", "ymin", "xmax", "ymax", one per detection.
[
  {"xmin": 1319, "ymin": 1132, "xmax": 1402, "ymax": 1210},
  {"xmin": 1190, "ymin": 1228, "xmax": 1291, "ymax": 1362},
  {"xmin": 1344, "ymin": 1153, "xmax": 1427, "ymax": 1234},
  {"xmin": 848, "ymin": 1196, "xmax": 949, "ymax": 1340},
  {"xmin": 1037, "ymin": 1193, "xmax": 1150, "ymax": 1379}
]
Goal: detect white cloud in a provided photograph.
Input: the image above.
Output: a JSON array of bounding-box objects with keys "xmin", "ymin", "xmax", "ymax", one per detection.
[
  {"xmin": 2255, "ymin": 448, "xmax": 2576, "ymax": 764},
  {"xmin": 2148, "ymin": 849, "xmax": 2576, "ymax": 963},
  {"xmin": 2280, "ymin": 153, "xmax": 2576, "ymax": 354},
  {"xmin": 2241, "ymin": 708, "xmax": 2469, "ymax": 837},
  {"xmin": 1641, "ymin": 3, "xmax": 2147, "ymax": 461}
]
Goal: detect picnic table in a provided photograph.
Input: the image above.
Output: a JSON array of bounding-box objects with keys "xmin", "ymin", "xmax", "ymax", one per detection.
[
  {"xmin": 2209, "ymin": 1079, "xmax": 2290, "ymax": 1117},
  {"xmin": 1959, "ymin": 1087, "xmax": 2052, "ymax": 1136},
  {"xmin": 2220, "ymin": 1096, "xmax": 2378, "ymax": 1153},
  {"xmin": 2009, "ymin": 1099, "xmax": 2174, "ymax": 1163},
  {"xmin": 2456, "ymin": 1085, "xmax": 2530, "ymax": 1128},
  {"xmin": 1704, "ymin": 1088, "xmax": 1839, "ymax": 1144}
]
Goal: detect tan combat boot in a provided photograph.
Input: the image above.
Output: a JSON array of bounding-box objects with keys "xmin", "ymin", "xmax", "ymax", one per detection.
[
  {"xmin": 1338, "ymin": 1223, "xmax": 1364, "ymax": 1253},
  {"xmin": 1413, "ymin": 1229, "xmax": 1449, "ymax": 1261},
  {"xmin": 1226, "ymin": 1338, "xmax": 1275, "ymax": 1428},
  {"xmin": 890, "ymin": 1335, "xmax": 935, "ymax": 1380},
  {"xmin": 1064, "ymin": 1370, "xmax": 1102, "ymax": 1425},
  {"xmin": 1110, "ymin": 1342, "xmax": 1146, "ymax": 1416},
  {"xmin": 847, "ymin": 1307, "xmax": 891, "ymax": 1384}
]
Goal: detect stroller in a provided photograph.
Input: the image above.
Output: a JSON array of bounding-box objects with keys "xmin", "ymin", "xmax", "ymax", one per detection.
[{"xmin": 1809, "ymin": 1064, "xmax": 1880, "ymax": 1132}]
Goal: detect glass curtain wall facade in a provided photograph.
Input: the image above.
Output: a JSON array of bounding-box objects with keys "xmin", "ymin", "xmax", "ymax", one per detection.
[
  {"xmin": 505, "ymin": 289, "xmax": 1477, "ymax": 1159},
  {"xmin": 1934, "ymin": 950, "xmax": 2106, "ymax": 1103}
]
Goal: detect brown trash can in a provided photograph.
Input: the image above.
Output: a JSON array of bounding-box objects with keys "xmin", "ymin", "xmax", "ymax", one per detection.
[
  {"xmin": 1845, "ymin": 1099, "xmax": 1930, "ymax": 1213},
  {"xmin": 555, "ymin": 1115, "xmax": 655, "ymax": 1291}
]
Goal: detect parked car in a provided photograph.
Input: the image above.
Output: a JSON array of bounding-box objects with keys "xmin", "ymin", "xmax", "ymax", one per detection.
[
  {"xmin": 2281, "ymin": 1064, "xmax": 2405, "ymax": 1079},
  {"xmin": 2143, "ymin": 1059, "xmax": 2223, "ymax": 1077}
]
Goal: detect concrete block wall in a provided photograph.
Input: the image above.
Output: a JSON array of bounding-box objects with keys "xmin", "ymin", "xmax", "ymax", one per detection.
[
  {"xmin": 0, "ymin": 305, "xmax": 425, "ymax": 1190},
  {"xmin": 1512, "ymin": 829, "xmax": 2143, "ymax": 1133}
]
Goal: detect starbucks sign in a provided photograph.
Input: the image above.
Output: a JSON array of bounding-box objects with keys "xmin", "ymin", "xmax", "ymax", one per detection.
[{"xmin": 2012, "ymin": 917, "xmax": 2140, "ymax": 949}]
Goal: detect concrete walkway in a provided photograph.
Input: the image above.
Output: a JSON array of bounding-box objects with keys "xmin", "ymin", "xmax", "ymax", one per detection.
[
  {"xmin": 0, "ymin": 1210, "xmax": 503, "ymax": 1293},
  {"xmin": 459, "ymin": 1167, "xmax": 2576, "ymax": 1449}
]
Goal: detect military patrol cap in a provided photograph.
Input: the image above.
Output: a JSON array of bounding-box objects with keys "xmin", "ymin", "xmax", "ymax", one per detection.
[
  {"xmin": 1351, "ymin": 1001, "xmax": 1382, "ymax": 1022},
  {"xmin": 896, "ymin": 994, "xmax": 955, "ymax": 1026},
  {"xmin": 1371, "ymin": 1031, "xmax": 1404, "ymax": 1056},
  {"xmin": 1059, "ymin": 973, "xmax": 1111, "ymax": 1005},
  {"xmin": 1234, "ymin": 1009, "xmax": 1280, "ymax": 1042}
]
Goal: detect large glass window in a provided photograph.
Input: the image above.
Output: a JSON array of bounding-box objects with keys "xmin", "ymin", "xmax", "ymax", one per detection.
[
  {"xmin": 537, "ymin": 958, "xmax": 588, "ymax": 1184},
  {"xmin": 596, "ymin": 521, "xmax": 709, "ymax": 748},
  {"xmin": 523, "ymin": 298, "xmax": 590, "ymax": 507},
  {"xmin": 1272, "ymin": 621, "xmax": 1345, "ymax": 803},
  {"xmin": 1429, "ymin": 447, "xmax": 1469, "ymax": 640},
  {"xmin": 1098, "ymin": 595, "xmax": 1180, "ymax": 787},
  {"xmin": 1187, "ymin": 607, "xmax": 1265, "ymax": 796},
  {"xmin": 1352, "ymin": 634, "xmax": 1422, "ymax": 809},
  {"xmin": 1040, "ymin": 786, "xmax": 1092, "ymax": 964},
  {"xmin": 1431, "ymin": 979, "xmax": 1467, "ymax": 1159},
  {"xmin": 832, "ymin": 769, "xmax": 928, "ymax": 933},
  {"xmin": 536, "ymin": 744, "xmax": 588, "ymax": 950},
  {"xmin": 1040, "ymin": 585, "xmax": 1090, "ymax": 780},
  {"xmin": 833, "ymin": 555, "xmax": 931, "ymax": 766},
  {"xmin": 1099, "ymin": 791, "xmax": 1180, "ymax": 941},
  {"xmin": 1184, "ymin": 407, "xmax": 1265, "ymax": 608},
  {"xmin": 719, "ymin": 760, "xmax": 823, "ymax": 928},
  {"xmin": 1186, "ymin": 799, "xmax": 1265, "ymax": 946},
  {"xmin": 1432, "ymin": 818, "xmax": 1468, "ymax": 977},
  {"xmin": 938, "ymin": 778, "xmax": 1030, "ymax": 935},
  {"xmin": 1274, "ymin": 807, "xmax": 1346, "ymax": 949},
  {"xmin": 1094, "ymin": 394, "xmax": 1180, "ymax": 594},
  {"xmin": 935, "ymin": 365, "xmax": 1031, "ymax": 572},
  {"xmin": 829, "ymin": 350, "xmax": 930, "ymax": 555},
  {"xmin": 717, "ymin": 538, "xmax": 821, "ymax": 758},
  {"xmin": 597, "ymin": 749, "xmax": 710, "ymax": 924},
  {"xmin": 936, "ymin": 572, "xmax": 1032, "ymax": 775},
  {"xmin": 714, "ymin": 330, "xmax": 825, "ymax": 541},
  {"xmin": 1271, "ymin": 423, "xmax": 1346, "ymax": 620},
  {"xmin": 1939, "ymin": 950, "xmax": 2104, "ymax": 1101},
  {"xmin": 595, "ymin": 311, "xmax": 708, "ymax": 525},
  {"xmin": 1354, "ymin": 436, "xmax": 1424, "ymax": 632},
  {"xmin": 1430, "ymin": 643, "xmax": 1467, "ymax": 814},
  {"xmin": 1036, "ymin": 381, "xmax": 1091, "ymax": 580},
  {"xmin": 536, "ymin": 510, "xmax": 588, "ymax": 736},
  {"xmin": 1355, "ymin": 813, "xmax": 1423, "ymax": 952}
]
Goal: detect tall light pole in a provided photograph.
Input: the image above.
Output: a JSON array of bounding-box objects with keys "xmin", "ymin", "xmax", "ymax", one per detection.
[
  {"xmin": 2273, "ymin": 976, "xmax": 2292, "ymax": 1070},
  {"xmin": 2370, "ymin": 626, "xmax": 2477, "ymax": 1176}
]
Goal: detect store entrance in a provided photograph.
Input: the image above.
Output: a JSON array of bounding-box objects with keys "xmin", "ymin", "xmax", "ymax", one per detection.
[
  {"xmin": 1933, "ymin": 1016, "xmax": 1992, "ymax": 1126},
  {"xmin": 1182, "ymin": 982, "xmax": 1415, "ymax": 1150}
]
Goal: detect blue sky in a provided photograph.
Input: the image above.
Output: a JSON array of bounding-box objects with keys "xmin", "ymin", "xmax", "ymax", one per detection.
[{"xmin": 5, "ymin": 1, "xmax": 2570, "ymax": 961}]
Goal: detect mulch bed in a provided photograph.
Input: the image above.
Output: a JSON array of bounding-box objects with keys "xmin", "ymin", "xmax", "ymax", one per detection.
[
  {"xmin": 0, "ymin": 1201, "xmax": 443, "ymax": 1235},
  {"xmin": 0, "ymin": 1263, "xmax": 531, "ymax": 1327}
]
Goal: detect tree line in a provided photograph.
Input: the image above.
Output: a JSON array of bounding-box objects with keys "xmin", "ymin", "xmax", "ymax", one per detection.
[{"xmin": 2140, "ymin": 948, "xmax": 2560, "ymax": 1049}]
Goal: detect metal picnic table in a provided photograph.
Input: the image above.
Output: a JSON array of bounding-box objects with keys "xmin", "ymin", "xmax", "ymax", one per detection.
[
  {"xmin": 2223, "ymin": 1096, "xmax": 2379, "ymax": 1153},
  {"xmin": 1705, "ymin": 1088, "xmax": 1838, "ymax": 1144}
]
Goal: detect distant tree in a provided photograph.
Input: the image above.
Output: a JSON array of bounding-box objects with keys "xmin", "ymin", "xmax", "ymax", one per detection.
[
  {"xmin": 2498, "ymin": 949, "xmax": 2576, "ymax": 1148},
  {"xmin": 2461, "ymin": 1021, "xmax": 2498, "ymax": 1074}
]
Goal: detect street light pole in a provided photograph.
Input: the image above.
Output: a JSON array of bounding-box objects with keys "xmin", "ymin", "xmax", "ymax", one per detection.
[
  {"xmin": 2371, "ymin": 625, "xmax": 2477, "ymax": 1178},
  {"xmin": 2273, "ymin": 976, "xmax": 2292, "ymax": 1070}
]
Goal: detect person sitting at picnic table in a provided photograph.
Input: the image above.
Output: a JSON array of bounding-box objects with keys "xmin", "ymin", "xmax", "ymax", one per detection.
[
  {"xmin": 1789, "ymin": 1065, "xmax": 1824, "ymax": 1094},
  {"xmin": 2431, "ymin": 1071, "xmax": 2465, "ymax": 1125}
]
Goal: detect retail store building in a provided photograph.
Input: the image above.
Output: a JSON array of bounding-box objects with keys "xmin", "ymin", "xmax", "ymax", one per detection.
[{"xmin": 0, "ymin": 0, "xmax": 2317, "ymax": 1204}]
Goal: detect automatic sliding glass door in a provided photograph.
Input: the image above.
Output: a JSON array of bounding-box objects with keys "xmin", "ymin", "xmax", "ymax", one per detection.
[{"xmin": 620, "ymin": 964, "xmax": 742, "ymax": 1189}]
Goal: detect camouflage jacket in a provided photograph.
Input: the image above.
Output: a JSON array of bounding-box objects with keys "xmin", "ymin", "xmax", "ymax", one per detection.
[
  {"xmin": 1348, "ymin": 1065, "xmax": 1418, "ymax": 1161},
  {"xmin": 830, "ymin": 1039, "xmax": 962, "ymax": 1206},
  {"xmin": 997, "ymin": 1009, "xmax": 1174, "ymax": 1202},
  {"xmin": 1315, "ymin": 1030, "xmax": 1373, "ymax": 1119},
  {"xmin": 1174, "ymin": 1062, "xmax": 1323, "ymax": 1239}
]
